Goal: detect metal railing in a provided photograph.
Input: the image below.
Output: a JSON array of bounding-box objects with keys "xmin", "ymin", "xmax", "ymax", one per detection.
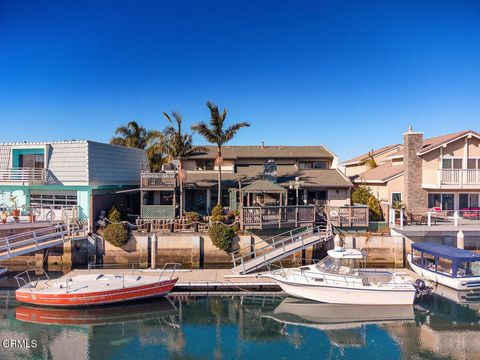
[
  {"xmin": 231, "ymin": 225, "xmax": 328, "ymax": 272},
  {"xmin": 0, "ymin": 167, "xmax": 48, "ymax": 184},
  {"xmin": 0, "ymin": 205, "xmax": 79, "ymax": 225},
  {"xmin": 389, "ymin": 208, "xmax": 480, "ymax": 229},
  {"xmin": 141, "ymin": 172, "xmax": 177, "ymax": 189},
  {"xmin": 14, "ymin": 268, "xmax": 51, "ymax": 291},
  {"xmin": 438, "ymin": 169, "xmax": 480, "ymax": 186}
]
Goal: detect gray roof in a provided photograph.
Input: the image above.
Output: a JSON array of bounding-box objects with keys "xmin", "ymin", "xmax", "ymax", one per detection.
[
  {"xmin": 184, "ymin": 165, "xmax": 352, "ymax": 188},
  {"xmin": 189, "ymin": 145, "xmax": 334, "ymax": 160},
  {"xmin": 242, "ymin": 179, "xmax": 287, "ymax": 193}
]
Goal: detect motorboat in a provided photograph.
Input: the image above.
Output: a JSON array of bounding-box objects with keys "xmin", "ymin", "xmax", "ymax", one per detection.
[
  {"xmin": 15, "ymin": 266, "xmax": 179, "ymax": 307},
  {"xmin": 408, "ymin": 242, "xmax": 480, "ymax": 290},
  {"xmin": 262, "ymin": 246, "xmax": 417, "ymax": 305}
]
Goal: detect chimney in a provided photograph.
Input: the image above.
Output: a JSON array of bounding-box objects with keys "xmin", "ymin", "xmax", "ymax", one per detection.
[{"xmin": 403, "ymin": 126, "xmax": 427, "ymax": 211}]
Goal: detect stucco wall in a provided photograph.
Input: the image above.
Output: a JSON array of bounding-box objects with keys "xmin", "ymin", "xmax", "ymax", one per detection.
[{"xmin": 327, "ymin": 188, "xmax": 350, "ymax": 206}]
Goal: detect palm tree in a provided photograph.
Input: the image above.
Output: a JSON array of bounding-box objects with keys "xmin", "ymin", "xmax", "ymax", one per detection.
[
  {"xmin": 110, "ymin": 121, "xmax": 166, "ymax": 171},
  {"xmin": 163, "ymin": 112, "xmax": 206, "ymax": 217},
  {"xmin": 191, "ymin": 102, "xmax": 250, "ymax": 206}
]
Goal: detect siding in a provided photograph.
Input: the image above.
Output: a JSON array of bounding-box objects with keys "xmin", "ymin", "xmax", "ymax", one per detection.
[
  {"xmin": 48, "ymin": 142, "xmax": 89, "ymax": 184},
  {"xmin": 87, "ymin": 141, "xmax": 148, "ymax": 186}
]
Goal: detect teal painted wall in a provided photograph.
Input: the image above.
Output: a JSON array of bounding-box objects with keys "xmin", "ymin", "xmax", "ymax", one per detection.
[
  {"xmin": 11, "ymin": 148, "xmax": 45, "ymax": 167},
  {"xmin": 77, "ymin": 189, "xmax": 90, "ymax": 221}
]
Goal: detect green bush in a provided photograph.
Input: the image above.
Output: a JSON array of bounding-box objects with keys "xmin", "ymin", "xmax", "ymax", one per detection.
[
  {"xmin": 209, "ymin": 223, "xmax": 234, "ymax": 251},
  {"xmin": 107, "ymin": 205, "xmax": 122, "ymax": 223},
  {"xmin": 185, "ymin": 211, "xmax": 202, "ymax": 223},
  {"xmin": 211, "ymin": 204, "xmax": 224, "ymax": 222},
  {"xmin": 103, "ymin": 223, "xmax": 130, "ymax": 247},
  {"xmin": 352, "ymin": 185, "xmax": 383, "ymax": 221}
]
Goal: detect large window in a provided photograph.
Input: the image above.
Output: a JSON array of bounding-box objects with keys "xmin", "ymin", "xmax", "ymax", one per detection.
[
  {"xmin": 428, "ymin": 193, "xmax": 454, "ymax": 210},
  {"xmin": 196, "ymin": 160, "xmax": 214, "ymax": 170},
  {"xmin": 459, "ymin": 193, "xmax": 479, "ymax": 209},
  {"xmin": 391, "ymin": 192, "xmax": 402, "ymax": 205},
  {"xmin": 30, "ymin": 193, "xmax": 77, "ymax": 208},
  {"xmin": 467, "ymin": 159, "xmax": 480, "ymax": 169},
  {"xmin": 442, "ymin": 158, "xmax": 463, "ymax": 169},
  {"xmin": 19, "ymin": 154, "xmax": 44, "ymax": 168},
  {"xmin": 298, "ymin": 161, "xmax": 329, "ymax": 169}
]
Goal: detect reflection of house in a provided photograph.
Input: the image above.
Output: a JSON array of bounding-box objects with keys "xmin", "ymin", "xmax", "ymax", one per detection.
[
  {"xmin": 0, "ymin": 141, "xmax": 148, "ymax": 228},
  {"xmin": 342, "ymin": 129, "xmax": 480, "ymax": 212},
  {"xmin": 140, "ymin": 145, "xmax": 353, "ymax": 220}
]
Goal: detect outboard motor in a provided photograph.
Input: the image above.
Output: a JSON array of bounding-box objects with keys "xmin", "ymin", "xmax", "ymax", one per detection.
[{"xmin": 414, "ymin": 279, "xmax": 433, "ymax": 298}]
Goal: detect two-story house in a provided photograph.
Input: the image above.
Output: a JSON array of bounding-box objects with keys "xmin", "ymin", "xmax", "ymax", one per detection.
[
  {"xmin": 342, "ymin": 128, "xmax": 480, "ymax": 212},
  {"xmin": 0, "ymin": 141, "xmax": 149, "ymax": 228},
  {"xmin": 140, "ymin": 145, "xmax": 353, "ymax": 220}
]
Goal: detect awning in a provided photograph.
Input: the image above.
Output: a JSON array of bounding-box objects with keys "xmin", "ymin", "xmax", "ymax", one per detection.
[
  {"xmin": 115, "ymin": 188, "xmax": 141, "ymax": 194},
  {"xmin": 412, "ymin": 242, "xmax": 480, "ymax": 262}
]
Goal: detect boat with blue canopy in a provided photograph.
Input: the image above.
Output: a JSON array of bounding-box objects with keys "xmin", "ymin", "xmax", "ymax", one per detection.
[{"xmin": 408, "ymin": 243, "xmax": 480, "ymax": 290}]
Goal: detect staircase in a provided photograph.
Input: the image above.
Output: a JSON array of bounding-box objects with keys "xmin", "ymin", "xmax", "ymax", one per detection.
[
  {"xmin": 0, "ymin": 223, "xmax": 88, "ymax": 261},
  {"xmin": 231, "ymin": 225, "xmax": 330, "ymax": 274}
]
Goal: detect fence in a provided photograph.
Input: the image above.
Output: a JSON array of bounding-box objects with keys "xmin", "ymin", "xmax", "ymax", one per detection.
[{"xmin": 326, "ymin": 206, "xmax": 369, "ymax": 227}]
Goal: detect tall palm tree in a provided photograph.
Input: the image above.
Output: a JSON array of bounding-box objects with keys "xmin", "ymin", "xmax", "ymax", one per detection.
[
  {"xmin": 163, "ymin": 112, "xmax": 206, "ymax": 217},
  {"xmin": 110, "ymin": 121, "xmax": 166, "ymax": 171},
  {"xmin": 191, "ymin": 102, "xmax": 250, "ymax": 206}
]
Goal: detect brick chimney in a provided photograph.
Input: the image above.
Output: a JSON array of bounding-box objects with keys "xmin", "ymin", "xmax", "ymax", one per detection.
[{"xmin": 403, "ymin": 126, "xmax": 427, "ymax": 211}]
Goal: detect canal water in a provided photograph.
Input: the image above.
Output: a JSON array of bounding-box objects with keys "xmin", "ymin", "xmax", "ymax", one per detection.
[{"xmin": 0, "ymin": 285, "xmax": 479, "ymax": 359}]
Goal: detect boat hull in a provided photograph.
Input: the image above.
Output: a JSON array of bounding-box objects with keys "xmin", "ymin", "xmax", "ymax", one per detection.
[
  {"xmin": 15, "ymin": 278, "xmax": 178, "ymax": 307},
  {"xmin": 408, "ymin": 256, "xmax": 480, "ymax": 290},
  {"xmin": 272, "ymin": 277, "xmax": 416, "ymax": 305}
]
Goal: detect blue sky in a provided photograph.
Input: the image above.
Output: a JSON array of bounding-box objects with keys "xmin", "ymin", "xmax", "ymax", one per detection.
[{"xmin": 1, "ymin": 0, "xmax": 479, "ymax": 160}]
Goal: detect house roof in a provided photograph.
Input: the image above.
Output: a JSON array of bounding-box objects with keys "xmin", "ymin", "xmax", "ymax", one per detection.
[
  {"xmin": 188, "ymin": 145, "xmax": 334, "ymax": 160},
  {"xmin": 418, "ymin": 130, "xmax": 480, "ymax": 155},
  {"xmin": 241, "ymin": 179, "xmax": 287, "ymax": 193},
  {"xmin": 183, "ymin": 166, "xmax": 352, "ymax": 189},
  {"xmin": 341, "ymin": 144, "xmax": 401, "ymax": 166},
  {"xmin": 353, "ymin": 162, "xmax": 404, "ymax": 183}
]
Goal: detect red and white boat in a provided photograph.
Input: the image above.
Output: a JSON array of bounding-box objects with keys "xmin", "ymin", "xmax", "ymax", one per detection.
[{"xmin": 15, "ymin": 266, "xmax": 179, "ymax": 307}]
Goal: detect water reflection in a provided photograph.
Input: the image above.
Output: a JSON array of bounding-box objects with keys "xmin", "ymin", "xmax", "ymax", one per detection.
[{"xmin": 0, "ymin": 290, "xmax": 479, "ymax": 359}]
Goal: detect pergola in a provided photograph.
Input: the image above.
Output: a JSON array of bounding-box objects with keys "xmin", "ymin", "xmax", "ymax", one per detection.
[{"xmin": 240, "ymin": 179, "xmax": 288, "ymax": 207}]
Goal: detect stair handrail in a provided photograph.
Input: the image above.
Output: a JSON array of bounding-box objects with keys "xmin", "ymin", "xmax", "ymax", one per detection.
[{"xmin": 231, "ymin": 224, "xmax": 327, "ymax": 268}]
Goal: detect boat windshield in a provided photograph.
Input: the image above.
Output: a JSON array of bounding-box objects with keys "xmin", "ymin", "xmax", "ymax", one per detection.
[
  {"xmin": 456, "ymin": 261, "xmax": 480, "ymax": 277},
  {"xmin": 315, "ymin": 256, "xmax": 360, "ymax": 275}
]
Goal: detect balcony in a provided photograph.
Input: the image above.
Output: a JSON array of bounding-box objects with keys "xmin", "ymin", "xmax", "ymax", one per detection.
[
  {"xmin": 141, "ymin": 172, "xmax": 177, "ymax": 189},
  {"xmin": 437, "ymin": 169, "xmax": 480, "ymax": 188},
  {"xmin": 0, "ymin": 168, "xmax": 48, "ymax": 185}
]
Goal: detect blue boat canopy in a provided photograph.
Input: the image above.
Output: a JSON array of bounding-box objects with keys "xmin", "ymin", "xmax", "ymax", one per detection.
[{"xmin": 412, "ymin": 243, "xmax": 480, "ymax": 262}]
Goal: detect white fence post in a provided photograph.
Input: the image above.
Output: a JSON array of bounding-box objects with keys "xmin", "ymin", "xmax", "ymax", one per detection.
[
  {"xmin": 427, "ymin": 211, "xmax": 432, "ymax": 227},
  {"xmin": 400, "ymin": 210, "xmax": 404, "ymax": 230},
  {"xmin": 454, "ymin": 211, "xmax": 459, "ymax": 227}
]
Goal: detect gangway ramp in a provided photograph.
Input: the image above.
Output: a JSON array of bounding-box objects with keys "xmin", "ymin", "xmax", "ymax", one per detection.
[
  {"xmin": 0, "ymin": 223, "xmax": 87, "ymax": 261},
  {"xmin": 231, "ymin": 225, "xmax": 330, "ymax": 274}
]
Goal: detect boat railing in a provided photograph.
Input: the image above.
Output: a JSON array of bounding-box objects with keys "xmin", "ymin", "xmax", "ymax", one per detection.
[
  {"xmin": 157, "ymin": 263, "xmax": 182, "ymax": 281},
  {"xmin": 87, "ymin": 262, "xmax": 144, "ymax": 275},
  {"xmin": 14, "ymin": 268, "xmax": 50, "ymax": 291}
]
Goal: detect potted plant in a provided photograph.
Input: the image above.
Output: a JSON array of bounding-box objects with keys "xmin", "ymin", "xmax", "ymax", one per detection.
[
  {"xmin": 0, "ymin": 211, "xmax": 7, "ymax": 224},
  {"xmin": 28, "ymin": 210, "xmax": 37, "ymax": 223},
  {"xmin": 9, "ymin": 195, "xmax": 20, "ymax": 218}
]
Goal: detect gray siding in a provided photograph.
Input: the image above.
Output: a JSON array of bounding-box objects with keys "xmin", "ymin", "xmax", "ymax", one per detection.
[
  {"xmin": 47, "ymin": 142, "xmax": 89, "ymax": 183},
  {"xmin": 87, "ymin": 141, "xmax": 148, "ymax": 186}
]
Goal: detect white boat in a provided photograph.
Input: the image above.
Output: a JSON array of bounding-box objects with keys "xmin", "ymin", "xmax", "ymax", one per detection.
[
  {"xmin": 263, "ymin": 247, "xmax": 416, "ymax": 305},
  {"xmin": 408, "ymin": 242, "xmax": 480, "ymax": 290}
]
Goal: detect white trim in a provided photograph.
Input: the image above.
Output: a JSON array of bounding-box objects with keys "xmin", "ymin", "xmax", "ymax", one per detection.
[{"xmin": 353, "ymin": 171, "xmax": 404, "ymax": 184}]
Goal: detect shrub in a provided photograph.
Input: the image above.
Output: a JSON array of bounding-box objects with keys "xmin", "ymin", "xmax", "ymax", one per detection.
[
  {"xmin": 367, "ymin": 195, "xmax": 383, "ymax": 221},
  {"xmin": 107, "ymin": 205, "xmax": 122, "ymax": 223},
  {"xmin": 211, "ymin": 204, "xmax": 224, "ymax": 222},
  {"xmin": 352, "ymin": 185, "xmax": 383, "ymax": 221},
  {"xmin": 185, "ymin": 211, "xmax": 202, "ymax": 223},
  {"xmin": 209, "ymin": 223, "xmax": 234, "ymax": 251},
  {"xmin": 103, "ymin": 223, "xmax": 130, "ymax": 247}
]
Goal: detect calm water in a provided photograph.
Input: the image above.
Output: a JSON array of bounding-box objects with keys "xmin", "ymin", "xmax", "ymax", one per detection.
[{"xmin": 1, "ymin": 284, "xmax": 480, "ymax": 360}]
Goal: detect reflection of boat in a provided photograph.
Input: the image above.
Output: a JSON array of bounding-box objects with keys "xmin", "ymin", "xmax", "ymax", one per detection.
[
  {"xmin": 15, "ymin": 269, "xmax": 178, "ymax": 307},
  {"xmin": 263, "ymin": 247, "xmax": 416, "ymax": 305},
  {"xmin": 267, "ymin": 297, "xmax": 415, "ymax": 330},
  {"xmin": 408, "ymin": 242, "xmax": 480, "ymax": 290},
  {"xmin": 432, "ymin": 283, "xmax": 480, "ymax": 312},
  {"xmin": 0, "ymin": 267, "xmax": 7, "ymax": 277},
  {"xmin": 15, "ymin": 298, "xmax": 178, "ymax": 326}
]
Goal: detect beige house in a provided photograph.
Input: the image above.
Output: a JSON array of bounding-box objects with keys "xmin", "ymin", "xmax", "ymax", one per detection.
[{"xmin": 342, "ymin": 129, "xmax": 480, "ymax": 212}]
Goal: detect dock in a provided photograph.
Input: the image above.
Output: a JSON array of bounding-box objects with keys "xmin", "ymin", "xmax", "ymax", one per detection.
[{"xmin": 50, "ymin": 267, "xmax": 422, "ymax": 293}]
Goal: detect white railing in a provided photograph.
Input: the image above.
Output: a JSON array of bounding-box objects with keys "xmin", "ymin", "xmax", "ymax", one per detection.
[
  {"xmin": 0, "ymin": 205, "xmax": 79, "ymax": 225},
  {"xmin": 438, "ymin": 169, "xmax": 480, "ymax": 186},
  {"xmin": 0, "ymin": 167, "xmax": 48, "ymax": 184},
  {"xmin": 389, "ymin": 208, "xmax": 480, "ymax": 229},
  {"xmin": 141, "ymin": 172, "xmax": 176, "ymax": 189}
]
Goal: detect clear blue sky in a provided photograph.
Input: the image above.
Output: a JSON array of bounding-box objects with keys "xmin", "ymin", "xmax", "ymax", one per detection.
[{"xmin": 1, "ymin": 0, "xmax": 479, "ymax": 160}]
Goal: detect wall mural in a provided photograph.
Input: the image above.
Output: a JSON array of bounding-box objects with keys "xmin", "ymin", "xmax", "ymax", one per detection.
[{"xmin": 0, "ymin": 190, "xmax": 27, "ymax": 208}]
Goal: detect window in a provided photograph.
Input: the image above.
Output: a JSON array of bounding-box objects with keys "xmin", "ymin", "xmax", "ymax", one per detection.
[
  {"xmin": 30, "ymin": 193, "xmax": 77, "ymax": 208},
  {"xmin": 19, "ymin": 154, "xmax": 44, "ymax": 168},
  {"xmin": 456, "ymin": 262, "xmax": 480, "ymax": 277},
  {"xmin": 442, "ymin": 158, "xmax": 463, "ymax": 169},
  {"xmin": 437, "ymin": 257, "xmax": 452, "ymax": 276},
  {"xmin": 391, "ymin": 192, "xmax": 402, "ymax": 205},
  {"xmin": 429, "ymin": 193, "xmax": 454, "ymax": 210},
  {"xmin": 196, "ymin": 160, "xmax": 214, "ymax": 170},
  {"xmin": 459, "ymin": 193, "xmax": 479, "ymax": 209},
  {"xmin": 298, "ymin": 161, "xmax": 328, "ymax": 169}
]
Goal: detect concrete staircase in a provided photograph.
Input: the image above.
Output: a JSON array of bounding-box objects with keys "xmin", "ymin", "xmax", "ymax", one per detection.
[
  {"xmin": 231, "ymin": 225, "xmax": 330, "ymax": 274},
  {"xmin": 0, "ymin": 223, "xmax": 88, "ymax": 261}
]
